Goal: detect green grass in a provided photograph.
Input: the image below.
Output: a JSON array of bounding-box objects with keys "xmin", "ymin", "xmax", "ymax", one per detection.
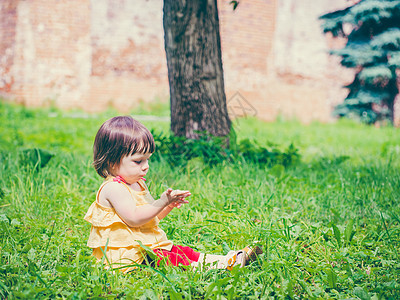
[{"xmin": 0, "ymin": 101, "xmax": 399, "ymax": 299}]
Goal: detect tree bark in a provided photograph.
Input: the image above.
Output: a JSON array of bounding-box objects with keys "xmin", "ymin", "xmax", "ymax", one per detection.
[{"xmin": 163, "ymin": 0, "xmax": 231, "ymax": 139}]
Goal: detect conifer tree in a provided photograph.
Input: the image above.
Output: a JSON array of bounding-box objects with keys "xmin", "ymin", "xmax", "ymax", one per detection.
[{"xmin": 320, "ymin": 0, "xmax": 400, "ymax": 124}]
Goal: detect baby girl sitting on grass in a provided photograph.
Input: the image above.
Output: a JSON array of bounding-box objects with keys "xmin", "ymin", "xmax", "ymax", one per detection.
[{"xmin": 84, "ymin": 116, "xmax": 262, "ymax": 272}]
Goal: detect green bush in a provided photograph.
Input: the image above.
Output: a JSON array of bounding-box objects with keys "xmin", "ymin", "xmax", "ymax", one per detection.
[{"xmin": 151, "ymin": 130, "xmax": 300, "ymax": 168}]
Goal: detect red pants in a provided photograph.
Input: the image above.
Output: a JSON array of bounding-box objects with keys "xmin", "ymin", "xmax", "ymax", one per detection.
[{"xmin": 153, "ymin": 245, "xmax": 201, "ymax": 266}]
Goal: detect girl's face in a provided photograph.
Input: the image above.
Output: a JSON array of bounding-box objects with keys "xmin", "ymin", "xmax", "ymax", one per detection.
[{"xmin": 113, "ymin": 152, "xmax": 152, "ymax": 184}]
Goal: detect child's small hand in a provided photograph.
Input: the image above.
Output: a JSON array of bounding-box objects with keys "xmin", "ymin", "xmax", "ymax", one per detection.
[
  {"xmin": 168, "ymin": 196, "xmax": 190, "ymax": 209},
  {"xmin": 161, "ymin": 188, "xmax": 191, "ymax": 208}
]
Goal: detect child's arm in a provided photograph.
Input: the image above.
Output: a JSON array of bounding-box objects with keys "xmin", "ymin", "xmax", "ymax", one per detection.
[
  {"xmin": 157, "ymin": 197, "xmax": 189, "ymax": 220},
  {"xmin": 103, "ymin": 183, "xmax": 190, "ymax": 227},
  {"xmin": 157, "ymin": 205, "xmax": 174, "ymax": 220}
]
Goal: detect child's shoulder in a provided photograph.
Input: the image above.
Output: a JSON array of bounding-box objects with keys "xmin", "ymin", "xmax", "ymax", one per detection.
[
  {"xmin": 99, "ymin": 181, "xmax": 132, "ymax": 203},
  {"xmin": 101, "ymin": 180, "xmax": 130, "ymax": 194}
]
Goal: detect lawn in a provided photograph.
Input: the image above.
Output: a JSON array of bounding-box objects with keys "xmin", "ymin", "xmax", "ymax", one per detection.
[{"xmin": 0, "ymin": 101, "xmax": 399, "ymax": 299}]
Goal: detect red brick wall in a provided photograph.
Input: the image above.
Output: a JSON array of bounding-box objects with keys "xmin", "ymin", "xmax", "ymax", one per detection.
[
  {"xmin": 218, "ymin": 0, "xmax": 278, "ymax": 121},
  {"xmin": 0, "ymin": 0, "xmax": 17, "ymax": 94},
  {"xmin": 0, "ymin": 0, "xmax": 370, "ymax": 123},
  {"xmin": 87, "ymin": 0, "xmax": 169, "ymax": 112},
  {"xmin": 219, "ymin": 0, "xmax": 352, "ymax": 123},
  {"xmin": 219, "ymin": 0, "xmax": 275, "ymax": 73},
  {"xmin": 9, "ymin": 0, "xmax": 91, "ymax": 108}
]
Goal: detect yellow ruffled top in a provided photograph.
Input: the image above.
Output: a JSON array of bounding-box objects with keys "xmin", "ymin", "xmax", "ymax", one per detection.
[{"xmin": 84, "ymin": 178, "xmax": 173, "ymax": 269}]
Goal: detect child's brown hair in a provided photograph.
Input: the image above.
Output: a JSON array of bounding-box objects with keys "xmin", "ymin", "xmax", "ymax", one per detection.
[{"xmin": 93, "ymin": 116, "xmax": 155, "ymax": 178}]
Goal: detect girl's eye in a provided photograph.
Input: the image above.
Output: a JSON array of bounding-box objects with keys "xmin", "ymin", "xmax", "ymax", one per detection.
[{"xmin": 134, "ymin": 160, "xmax": 142, "ymax": 164}]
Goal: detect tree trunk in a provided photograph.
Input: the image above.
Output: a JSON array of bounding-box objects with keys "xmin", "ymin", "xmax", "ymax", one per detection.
[{"xmin": 163, "ymin": 0, "xmax": 231, "ymax": 139}]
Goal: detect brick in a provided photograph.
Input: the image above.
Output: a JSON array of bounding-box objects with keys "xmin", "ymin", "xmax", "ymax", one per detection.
[{"xmin": 0, "ymin": 0, "xmax": 359, "ymax": 124}]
